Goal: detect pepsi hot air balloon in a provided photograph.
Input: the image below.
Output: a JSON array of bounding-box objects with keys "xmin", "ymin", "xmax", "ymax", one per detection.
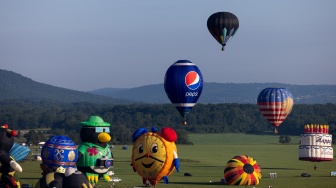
[
  {"xmin": 164, "ymin": 60, "xmax": 203, "ymax": 125},
  {"xmin": 257, "ymin": 87, "xmax": 294, "ymax": 133},
  {"xmin": 207, "ymin": 12, "xmax": 239, "ymax": 51}
]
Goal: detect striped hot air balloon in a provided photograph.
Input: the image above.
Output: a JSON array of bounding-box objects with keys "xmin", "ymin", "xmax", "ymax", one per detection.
[
  {"xmin": 257, "ymin": 87, "xmax": 294, "ymax": 133},
  {"xmin": 224, "ymin": 155, "xmax": 262, "ymax": 186}
]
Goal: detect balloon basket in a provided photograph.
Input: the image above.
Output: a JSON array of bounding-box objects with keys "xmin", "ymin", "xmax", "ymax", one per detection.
[{"xmin": 274, "ymin": 128, "xmax": 278, "ymax": 134}]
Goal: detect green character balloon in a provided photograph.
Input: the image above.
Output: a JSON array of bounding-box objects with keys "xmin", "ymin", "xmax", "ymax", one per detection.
[{"xmin": 76, "ymin": 116, "xmax": 113, "ymax": 185}]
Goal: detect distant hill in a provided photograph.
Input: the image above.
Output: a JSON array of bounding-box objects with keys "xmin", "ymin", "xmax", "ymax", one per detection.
[
  {"xmin": 1, "ymin": 69, "xmax": 335, "ymax": 104},
  {"xmin": 88, "ymin": 83, "xmax": 336, "ymax": 104},
  {"xmin": 0, "ymin": 69, "xmax": 132, "ymax": 104}
]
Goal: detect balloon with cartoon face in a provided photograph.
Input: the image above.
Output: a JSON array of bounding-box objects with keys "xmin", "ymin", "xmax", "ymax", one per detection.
[
  {"xmin": 131, "ymin": 127, "xmax": 180, "ymax": 186},
  {"xmin": 76, "ymin": 116, "xmax": 113, "ymax": 185}
]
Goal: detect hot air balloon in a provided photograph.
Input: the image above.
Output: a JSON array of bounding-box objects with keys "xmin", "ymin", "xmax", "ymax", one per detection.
[
  {"xmin": 41, "ymin": 135, "xmax": 78, "ymax": 173},
  {"xmin": 131, "ymin": 127, "xmax": 180, "ymax": 186},
  {"xmin": 37, "ymin": 135, "xmax": 92, "ymax": 188},
  {"xmin": 299, "ymin": 124, "xmax": 333, "ymax": 162},
  {"xmin": 257, "ymin": 87, "xmax": 294, "ymax": 133},
  {"xmin": 0, "ymin": 124, "xmax": 22, "ymax": 188},
  {"xmin": 207, "ymin": 12, "xmax": 239, "ymax": 51},
  {"xmin": 164, "ymin": 60, "xmax": 203, "ymax": 125},
  {"xmin": 77, "ymin": 116, "xmax": 113, "ymax": 185},
  {"xmin": 224, "ymin": 155, "xmax": 261, "ymax": 186}
]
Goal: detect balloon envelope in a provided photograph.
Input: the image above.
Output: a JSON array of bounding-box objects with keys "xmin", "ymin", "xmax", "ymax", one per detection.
[
  {"xmin": 257, "ymin": 87, "xmax": 294, "ymax": 128},
  {"xmin": 224, "ymin": 155, "xmax": 261, "ymax": 186},
  {"xmin": 164, "ymin": 60, "xmax": 203, "ymax": 125},
  {"xmin": 10, "ymin": 142, "xmax": 30, "ymax": 162},
  {"xmin": 299, "ymin": 124, "xmax": 333, "ymax": 162},
  {"xmin": 131, "ymin": 127, "xmax": 179, "ymax": 186},
  {"xmin": 207, "ymin": 12, "xmax": 239, "ymax": 50},
  {"xmin": 41, "ymin": 135, "xmax": 78, "ymax": 169}
]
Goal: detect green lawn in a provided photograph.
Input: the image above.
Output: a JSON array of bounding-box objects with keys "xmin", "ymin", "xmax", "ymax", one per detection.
[{"xmin": 18, "ymin": 133, "xmax": 336, "ymax": 188}]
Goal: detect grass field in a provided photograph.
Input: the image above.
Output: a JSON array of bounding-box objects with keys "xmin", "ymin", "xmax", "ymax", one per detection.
[{"xmin": 18, "ymin": 133, "xmax": 336, "ymax": 188}]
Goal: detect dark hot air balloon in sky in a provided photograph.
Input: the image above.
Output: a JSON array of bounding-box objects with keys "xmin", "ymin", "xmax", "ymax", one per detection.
[
  {"xmin": 164, "ymin": 60, "xmax": 203, "ymax": 125},
  {"xmin": 207, "ymin": 12, "xmax": 239, "ymax": 51},
  {"xmin": 257, "ymin": 87, "xmax": 294, "ymax": 133}
]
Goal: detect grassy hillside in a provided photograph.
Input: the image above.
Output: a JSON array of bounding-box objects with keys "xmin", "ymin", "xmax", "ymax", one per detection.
[
  {"xmin": 0, "ymin": 69, "xmax": 132, "ymax": 104},
  {"xmin": 18, "ymin": 133, "xmax": 335, "ymax": 188}
]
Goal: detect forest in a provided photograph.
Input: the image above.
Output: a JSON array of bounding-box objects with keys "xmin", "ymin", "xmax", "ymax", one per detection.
[{"xmin": 0, "ymin": 100, "xmax": 335, "ymax": 145}]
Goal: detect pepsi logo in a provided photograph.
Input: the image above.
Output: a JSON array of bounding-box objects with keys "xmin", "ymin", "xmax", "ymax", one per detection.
[{"xmin": 185, "ymin": 71, "xmax": 201, "ymax": 90}]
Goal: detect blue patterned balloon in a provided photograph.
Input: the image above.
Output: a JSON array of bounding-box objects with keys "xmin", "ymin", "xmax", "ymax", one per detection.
[{"xmin": 41, "ymin": 135, "xmax": 78, "ymax": 169}]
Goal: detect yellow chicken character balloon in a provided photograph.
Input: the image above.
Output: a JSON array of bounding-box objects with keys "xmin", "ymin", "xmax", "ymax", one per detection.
[{"xmin": 131, "ymin": 127, "xmax": 180, "ymax": 186}]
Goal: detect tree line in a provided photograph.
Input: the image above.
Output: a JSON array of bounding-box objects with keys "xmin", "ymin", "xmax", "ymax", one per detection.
[{"xmin": 1, "ymin": 100, "xmax": 335, "ymax": 145}]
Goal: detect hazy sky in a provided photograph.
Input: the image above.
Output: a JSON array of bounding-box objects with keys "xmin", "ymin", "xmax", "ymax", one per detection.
[{"xmin": 1, "ymin": 0, "xmax": 336, "ymax": 91}]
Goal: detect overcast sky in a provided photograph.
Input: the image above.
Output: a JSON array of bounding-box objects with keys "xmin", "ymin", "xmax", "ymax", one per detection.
[{"xmin": 1, "ymin": 0, "xmax": 335, "ymax": 91}]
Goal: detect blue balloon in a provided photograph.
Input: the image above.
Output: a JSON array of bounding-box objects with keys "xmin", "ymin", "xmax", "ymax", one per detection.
[
  {"xmin": 41, "ymin": 135, "xmax": 78, "ymax": 169},
  {"xmin": 10, "ymin": 142, "xmax": 30, "ymax": 162},
  {"xmin": 164, "ymin": 60, "xmax": 203, "ymax": 125}
]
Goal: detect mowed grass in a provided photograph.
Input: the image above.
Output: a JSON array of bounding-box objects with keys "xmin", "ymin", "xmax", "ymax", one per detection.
[{"xmin": 18, "ymin": 133, "xmax": 336, "ymax": 188}]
